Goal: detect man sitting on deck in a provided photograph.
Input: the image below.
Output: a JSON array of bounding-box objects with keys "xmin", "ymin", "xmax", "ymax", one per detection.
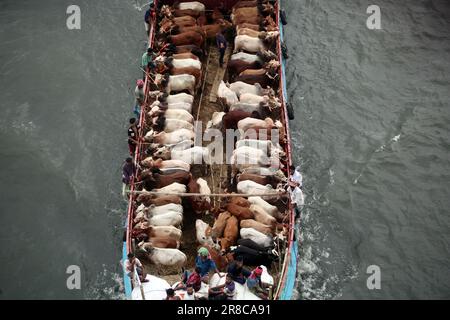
[
  {"xmin": 208, "ymin": 274, "xmax": 236, "ymax": 300},
  {"xmin": 176, "ymin": 266, "xmax": 202, "ymax": 292},
  {"xmin": 246, "ymin": 266, "xmax": 268, "ymax": 299},
  {"xmin": 226, "ymin": 256, "xmax": 251, "ymax": 285}
]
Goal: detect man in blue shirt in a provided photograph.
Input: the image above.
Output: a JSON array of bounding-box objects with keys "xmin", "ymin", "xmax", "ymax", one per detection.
[{"xmin": 216, "ymin": 31, "xmax": 227, "ymax": 68}]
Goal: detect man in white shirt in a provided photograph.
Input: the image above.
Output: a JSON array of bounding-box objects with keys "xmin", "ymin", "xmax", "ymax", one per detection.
[
  {"xmin": 124, "ymin": 252, "xmax": 148, "ymax": 283},
  {"xmin": 288, "ymin": 165, "xmax": 304, "ymax": 217}
]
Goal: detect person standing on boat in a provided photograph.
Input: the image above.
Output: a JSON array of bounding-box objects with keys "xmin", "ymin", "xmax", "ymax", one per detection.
[
  {"xmin": 216, "ymin": 31, "xmax": 227, "ymax": 68},
  {"xmin": 144, "ymin": 2, "xmax": 155, "ymax": 36},
  {"xmin": 141, "ymin": 47, "xmax": 156, "ymax": 80},
  {"xmin": 125, "ymin": 252, "xmax": 148, "ymax": 283},
  {"xmin": 128, "ymin": 118, "xmax": 140, "ymax": 156},
  {"xmin": 196, "ymin": 247, "xmax": 222, "ymax": 277},
  {"xmin": 288, "ymin": 165, "xmax": 304, "ymax": 217},
  {"xmin": 246, "ymin": 266, "xmax": 268, "ymax": 299},
  {"xmin": 134, "ymin": 79, "xmax": 145, "ymax": 119},
  {"xmin": 122, "ymin": 157, "xmax": 135, "ymax": 198}
]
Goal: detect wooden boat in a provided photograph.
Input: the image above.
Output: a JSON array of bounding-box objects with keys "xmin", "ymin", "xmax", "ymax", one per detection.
[{"xmin": 122, "ymin": 0, "xmax": 298, "ymax": 300}]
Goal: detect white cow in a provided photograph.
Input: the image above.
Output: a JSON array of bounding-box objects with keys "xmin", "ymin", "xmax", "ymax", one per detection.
[
  {"xmin": 240, "ymin": 228, "xmax": 273, "ymax": 247},
  {"xmin": 171, "ymin": 146, "xmax": 209, "ymax": 164},
  {"xmin": 165, "ymin": 92, "xmax": 194, "ymax": 105},
  {"xmin": 234, "ymin": 35, "xmax": 264, "ymax": 53},
  {"xmin": 148, "ymin": 203, "xmax": 184, "ymax": 216},
  {"xmin": 140, "ymin": 159, "xmax": 190, "ymax": 172},
  {"xmin": 229, "ymin": 81, "xmax": 263, "ymax": 97},
  {"xmin": 218, "ymin": 81, "xmax": 239, "ymax": 106},
  {"xmin": 237, "ymin": 180, "xmax": 279, "ymax": 201},
  {"xmin": 231, "ymin": 146, "xmax": 272, "ymax": 168},
  {"xmin": 230, "ymin": 52, "xmax": 262, "ymax": 64},
  {"xmin": 172, "ymin": 58, "xmax": 202, "ymax": 70},
  {"xmin": 145, "ymin": 128, "xmax": 194, "ymax": 145},
  {"xmin": 149, "ymin": 100, "xmax": 193, "ymax": 113},
  {"xmin": 235, "ymin": 139, "xmax": 283, "ymax": 155},
  {"xmin": 230, "ymin": 102, "xmax": 263, "ymax": 114},
  {"xmin": 248, "ymin": 196, "xmax": 280, "ymax": 218},
  {"xmin": 165, "ymin": 74, "xmax": 196, "ymax": 96},
  {"xmin": 206, "ymin": 111, "xmax": 225, "ymax": 131},
  {"xmin": 197, "ymin": 178, "xmax": 211, "ymax": 206},
  {"xmin": 149, "ymin": 211, "xmax": 183, "ymax": 227},
  {"xmin": 195, "ymin": 219, "xmax": 216, "ymax": 248},
  {"xmin": 163, "ymin": 118, "xmax": 194, "ymax": 133},
  {"xmin": 178, "ymin": 1, "xmax": 205, "ymax": 12},
  {"xmin": 149, "ymin": 108, "xmax": 194, "ymax": 123},
  {"xmin": 250, "ymin": 204, "xmax": 277, "ymax": 228},
  {"xmin": 237, "ymin": 117, "xmax": 275, "ymax": 133},
  {"xmin": 148, "ymin": 225, "xmax": 182, "ymax": 241},
  {"xmin": 166, "ymin": 102, "xmax": 193, "ymax": 113},
  {"xmin": 145, "ymin": 247, "xmax": 187, "ymax": 268},
  {"xmin": 239, "ymin": 93, "xmax": 269, "ymax": 105},
  {"xmin": 153, "ymin": 182, "xmax": 187, "ymax": 194}
]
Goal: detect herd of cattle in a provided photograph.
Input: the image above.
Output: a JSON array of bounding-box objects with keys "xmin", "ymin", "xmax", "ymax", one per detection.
[{"xmin": 129, "ymin": 1, "xmax": 291, "ymax": 273}]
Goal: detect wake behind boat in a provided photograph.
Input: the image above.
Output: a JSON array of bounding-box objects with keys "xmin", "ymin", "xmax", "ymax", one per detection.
[{"xmin": 121, "ymin": 0, "xmax": 300, "ymax": 300}]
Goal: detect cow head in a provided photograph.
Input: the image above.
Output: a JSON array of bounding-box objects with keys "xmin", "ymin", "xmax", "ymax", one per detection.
[
  {"xmin": 160, "ymin": 5, "xmax": 173, "ymax": 19},
  {"xmin": 153, "ymin": 146, "xmax": 171, "ymax": 160}
]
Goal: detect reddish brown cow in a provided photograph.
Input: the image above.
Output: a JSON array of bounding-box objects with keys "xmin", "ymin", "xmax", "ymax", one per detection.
[
  {"xmin": 178, "ymin": 25, "xmax": 206, "ymax": 38},
  {"xmin": 226, "ymin": 203, "xmax": 254, "ymax": 220},
  {"xmin": 200, "ymin": 245, "xmax": 229, "ymax": 271},
  {"xmin": 174, "ymin": 45, "xmax": 203, "ymax": 58},
  {"xmin": 234, "ymin": 72, "xmax": 274, "ymax": 88},
  {"xmin": 141, "ymin": 170, "xmax": 190, "ymax": 189},
  {"xmin": 168, "ymin": 31, "xmax": 204, "ymax": 48},
  {"xmin": 233, "ymin": 7, "xmax": 259, "ymax": 17},
  {"xmin": 197, "ymin": 14, "xmax": 207, "ymax": 26},
  {"xmin": 233, "ymin": 0, "xmax": 261, "ymax": 9},
  {"xmin": 229, "ymin": 196, "xmax": 251, "ymax": 208},
  {"xmin": 228, "ymin": 59, "xmax": 261, "ymax": 77},
  {"xmin": 211, "ymin": 211, "xmax": 231, "ymax": 239},
  {"xmin": 136, "ymin": 193, "xmax": 182, "ymax": 207},
  {"xmin": 232, "ymin": 14, "xmax": 262, "ymax": 25},
  {"xmin": 219, "ymin": 216, "xmax": 239, "ymax": 252},
  {"xmin": 237, "ymin": 22, "xmax": 261, "ymax": 31},
  {"xmin": 222, "ymin": 110, "xmax": 253, "ymax": 130}
]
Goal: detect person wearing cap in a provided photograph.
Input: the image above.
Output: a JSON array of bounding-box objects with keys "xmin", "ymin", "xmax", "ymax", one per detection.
[
  {"xmin": 246, "ymin": 266, "xmax": 268, "ymax": 299},
  {"xmin": 195, "ymin": 247, "xmax": 221, "ymax": 277},
  {"xmin": 141, "ymin": 47, "xmax": 156, "ymax": 80},
  {"xmin": 165, "ymin": 288, "xmax": 181, "ymax": 300},
  {"xmin": 226, "ymin": 256, "xmax": 251, "ymax": 285},
  {"xmin": 134, "ymin": 79, "xmax": 145, "ymax": 119},
  {"xmin": 144, "ymin": 3, "xmax": 156, "ymax": 36}
]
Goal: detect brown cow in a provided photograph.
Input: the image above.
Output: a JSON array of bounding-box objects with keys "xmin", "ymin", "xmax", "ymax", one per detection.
[
  {"xmin": 232, "ymin": 13, "xmax": 262, "ymax": 25},
  {"xmin": 173, "ymin": 16, "xmax": 197, "ymax": 25},
  {"xmin": 240, "ymin": 219, "xmax": 273, "ymax": 236},
  {"xmin": 178, "ymin": 25, "xmax": 206, "ymax": 38},
  {"xmin": 237, "ymin": 22, "xmax": 261, "ymax": 31},
  {"xmin": 228, "ymin": 59, "xmax": 261, "ymax": 76},
  {"xmin": 141, "ymin": 170, "xmax": 190, "ymax": 189},
  {"xmin": 174, "ymin": 45, "xmax": 203, "ymax": 58},
  {"xmin": 136, "ymin": 193, "xmax": 182, "ymax": 207},
  {"xmin": 200, "ymin": 245, "xmax": 229, "ymax": 271},
  {"xmin": 250, "ymin": 204, "xmax": 277, "ymax": 228},
  {"xmin": 233, "ymin": 7, "xmax": 259, "ymax": 17},
  {"xmin": 201, "ymin": 20, "xmax": 233, "ymax": 39},
  {"xmin": 229, "ymin": 196, "xmax": 251, "ymax": 208},
  {"xmin": 219, "ymin": 216, "xmax": 239, "ymax": 253},
  {"xmin": 167, "ymin": 31, "xmax": 204, "ymax": 48},
  {"xmin": 139, "ymin": 237, "xmax": 180, "ymax": 249},
  {"xmin": 234, "ymin": 71, "xmax": 274, "ymax": 88},
  {"xmin": 211, "ymin": 211, "xmax": 231, "ymax": 239},
  {"xmin": 173, "ymin": 9, "xmax": 202, "ymax": 18},
  {"xmin": 226, "ymin": 203, "xmax": 254, "ymax": 220}
]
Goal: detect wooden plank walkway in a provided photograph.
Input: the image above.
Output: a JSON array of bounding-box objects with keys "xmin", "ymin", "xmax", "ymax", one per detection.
[{"xmin": 209, "ymin": 46, "xmax": 232, "ymax": 103}]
